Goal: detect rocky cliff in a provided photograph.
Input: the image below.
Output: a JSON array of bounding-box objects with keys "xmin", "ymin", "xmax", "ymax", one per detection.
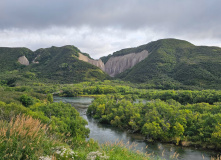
[
  {"xmin": 18, "ymin": 56, "xmax": 29, "ymax": 65},
  {"xmin": 78, "ymin": 53, "xmax": 105, "ymax": 71},
  {"xmin": 104, "ymin": 50, "xmax": 149, "ymax": 77}
]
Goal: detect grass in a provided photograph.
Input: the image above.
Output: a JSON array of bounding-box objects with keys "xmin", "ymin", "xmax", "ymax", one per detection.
[
  {"xmin": 0, "ymin": 115, "xmax": 56, "ymax": 160},
  {"xmin": 211, "ymin": 155, "xmax": 221, "ymax": 160},
  {"xmin": 0, "ymin": 114, "xmax": 81, "ymax": 160},
  {"xmin": 0, "ymin": 107, "xmax": 153, "ymax": 159},
  {"xmin": 101, "ymin": 141, "xmax": 151, "ymax": 160}
]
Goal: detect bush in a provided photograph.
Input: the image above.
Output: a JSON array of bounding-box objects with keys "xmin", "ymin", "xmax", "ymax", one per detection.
[
  {"xmin": 47, "ymin": 94, "xmax": 53, "ymax": 103},
  {"xmin": 19, "ymin": 94, "xmax": 34, "ymax": 107},
  {"xmin": 30, "ymin": 102, "xmax": 90, "ymax": 139},
  {"xmin": 0, "ymin": 115, "xmax": 55, "ymax": 159}
]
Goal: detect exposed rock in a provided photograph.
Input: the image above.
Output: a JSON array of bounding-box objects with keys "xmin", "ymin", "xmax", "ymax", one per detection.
[
  {"xmin": 32, "ymin": 55, "xmax": 40, "ymax": 64},
  {"xmin": 18, "ymin": 56, "xmax": 29, "ymax": 66},
  {"xmin": 104, "ymin": 50, "xmax": 149, "ymax": 77},
  {"xmin": 78, "ymin": 53, "xmax": 105, "ymax": 71},
  {"xmin": 78, "ymin": 50, "xmax": 149, "ymax": 77}
]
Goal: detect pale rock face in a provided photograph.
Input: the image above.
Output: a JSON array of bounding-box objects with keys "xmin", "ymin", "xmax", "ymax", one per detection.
[
  {"xmin": 78, "ymin": 53, "xmax": 105, "ymax": 71},
  {"xmin": 105, "ymin": 50, "xmax": 149, "ymax": 77},
  {"xmin": 18, "ymin": 56, "xmax": 29, "ymax": 66},
  {"xmin": 32, "ymin": 55, "xmax": 40, "ymax": 64},
  {"xmin": 78, "ymin": 50, "xmax": 149, "ymax": 77}
]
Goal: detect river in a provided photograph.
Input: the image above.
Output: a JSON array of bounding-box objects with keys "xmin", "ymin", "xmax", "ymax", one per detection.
[{"xmin": 54, "ymin": 96, "xmax": 220, "ymax": 160}]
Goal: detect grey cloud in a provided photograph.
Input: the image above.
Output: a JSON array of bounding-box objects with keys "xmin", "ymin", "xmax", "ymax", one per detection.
[
  {"xmin": 0, "ymin": 27, "xmax": 154, "ymax": 59},
  {"xmin": 2, "ymin": 0, "xmax": 221, "ymax": 31},
  {"xmin": 0, "ymin": 0, "xmax": 221, "ymax": 58}
]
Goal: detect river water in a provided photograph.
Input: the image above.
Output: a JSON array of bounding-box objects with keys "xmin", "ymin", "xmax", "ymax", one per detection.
[{"xmin": 54, "ymin": 96, "xmax": 220, "ymax": 160}]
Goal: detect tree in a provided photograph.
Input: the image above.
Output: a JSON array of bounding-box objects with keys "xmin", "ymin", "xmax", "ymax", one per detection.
[
  {"xmin": 172, "ymin": 122, "xmax": 184, "ymax": 145},
  {"xmin": 47, "ymin": 94, "xmax": 53, "ymax": 103},
  {"xmin": 211, "ymin": 123, "xmax": 221, "ymax": 147},
  {"xmin": 142, "ymin": 122, "xmax": 162, "ymax": 139},
  {"xmin": 19, "ymin": 94, "xmax": 34, "ymax": 107}
]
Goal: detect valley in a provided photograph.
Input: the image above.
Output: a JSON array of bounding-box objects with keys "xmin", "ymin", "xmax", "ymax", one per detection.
[{"xmin": 1, "ymin": 38, "xmax": 221, "ymax": 160}]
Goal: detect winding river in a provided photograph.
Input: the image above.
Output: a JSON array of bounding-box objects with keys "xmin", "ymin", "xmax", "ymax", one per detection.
[{"xmin": 54, "ymin": 96, "xmax": 221, "ymax": 160}]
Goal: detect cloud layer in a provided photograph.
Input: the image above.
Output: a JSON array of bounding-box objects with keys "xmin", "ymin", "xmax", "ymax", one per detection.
[{"xmin": 1, "ymin": 0, "xmax": 221, "ymax": 58}]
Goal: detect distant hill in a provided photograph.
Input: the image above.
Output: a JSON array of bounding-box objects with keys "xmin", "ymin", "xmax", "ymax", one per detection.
[
  {"xmin": 0, "ymin": 45, "xmax": 110, "ymax": 85},
  {"xmin": 1, "ymin": 39, "xmax": 221, "ymax": 89},
  {"xmin": 110, "ymin": 39, "xmax": 221, "ymax": 89},
  {"xmin": 0, "ymin": 47, "xmax": 34, "ymax": 72}
]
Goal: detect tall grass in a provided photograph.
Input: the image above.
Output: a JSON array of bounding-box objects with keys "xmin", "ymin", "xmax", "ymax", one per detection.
[
  {"xmin": 101, "ymin": 140, "xmax": 151, "ymax": 160},
  {"xmin": 0, "ymin": 115, "xmax": 55, "ymax": 160}
]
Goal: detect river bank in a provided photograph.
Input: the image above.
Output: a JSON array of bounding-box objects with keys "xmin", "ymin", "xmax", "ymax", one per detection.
[{"xmin": 54, "ymin": 96, "xmax": 221, "ymax": 160}]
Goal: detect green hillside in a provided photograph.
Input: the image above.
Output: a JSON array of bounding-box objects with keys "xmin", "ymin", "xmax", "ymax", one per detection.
[
  {"xmin": 1, "ymin": 39, "xmax": 221, "ymax": 89},
  {"xmin": 115, "ymin": 39, "xmax": 221, "ymax": 89},
  {"xmin": 0, "ymin": 45, "xmax": 109, "ymax": 85},
  {"xmin": 27, "ymin": 45, "xmax": 109, "ymax": 83},
  {"xmin": 0, "ymin": 47, "xmax": 33, "ymax": 72}
]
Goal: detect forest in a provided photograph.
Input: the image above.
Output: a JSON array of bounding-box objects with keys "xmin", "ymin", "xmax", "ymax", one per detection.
[
  {"xmin": 87, "ymin": 95, "xmax": 221, "ymax": 149},
  {"xmin": 0, "ymin": 81, "xmax": 158, "ymax": 160}
]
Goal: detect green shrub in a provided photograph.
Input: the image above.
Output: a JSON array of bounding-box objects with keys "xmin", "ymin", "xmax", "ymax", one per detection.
[
  {"xmin": 0, "ymin": 115, "xmax": 55, "ymax": 159},
  {"xmin": 19, "ymin": 94, "xmax": 34, "ymax": 107},
  {"xmin": 101, "ymin": 141, "xmax": 149, "ymax": 160},
  {"xmin": 47, "ymin": 94, "xmax": 53, "ymax": 103},
  {"xmin": 30, "ymin": 102, "xmax": 90, "ymax": 139}
]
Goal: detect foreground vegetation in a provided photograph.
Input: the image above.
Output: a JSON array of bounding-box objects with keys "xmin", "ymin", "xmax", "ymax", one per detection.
[
  {"xmin": 0, "ymin": 82, "xmax": 152, "ymax": 160},
  {"xmin": 87, "ymin": 94, "xmax": 221, "ymax": 149},
  {"xmin": 1, "ymin": 79, "xmax": 221, "ymax": 159}
]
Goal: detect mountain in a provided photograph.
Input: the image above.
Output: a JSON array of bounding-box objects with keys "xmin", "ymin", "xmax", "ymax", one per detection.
[
  {"xmin": 1, "ymin": 39, "xmax": 221, "ymax": 89},
  {"xmin": 102, "ymin": 38, "xmax": 221, "ymax": 89},
  {"xmin": 0, "ymin": 47, "xmax": 34, "ymax": 72},
  {"xmin": 0, "ymin": 45, "xmax": 109, "ymax": 85},
  {"xmin": 78, "ymin": 53, "xmax": 105, "ymax": 71},
  {"xmin": 104, "ymin": 50, "xmax": 149, "ymax": 77}
]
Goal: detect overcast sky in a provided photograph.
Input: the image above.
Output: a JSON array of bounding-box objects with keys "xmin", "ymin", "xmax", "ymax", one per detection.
[{"xmin": 0, "ymin": 0, "xmax": 221, "ymax": 59}]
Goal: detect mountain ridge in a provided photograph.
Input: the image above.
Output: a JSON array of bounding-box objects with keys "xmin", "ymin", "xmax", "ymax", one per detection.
[
  {"xmin": 0, "ymin": 45, "xmax": 110, "ymax": 85},
  {"xmin": 1, "ymin": 38, "xmax": 221, "ymax": 89},
  {"xmin": 114, "ymin": 39, "xmax": 221, "ymax": 89}
]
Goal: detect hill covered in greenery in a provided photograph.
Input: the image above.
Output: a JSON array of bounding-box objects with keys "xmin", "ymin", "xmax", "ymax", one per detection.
[
  {"xmin": 0, "ymin": 47, "xmax": 34, "ymax": 72},
  {"xmin": 0, "ymin": 45, "xmax": 110, "ymax": 85},
  {"xmin": 1, "ymin": 38, "xmax": 221, "ymax": 89},
  {"xmin": 108, "ymin": 39, "xmax": 221, "ymax": 89},
  {"xmin": 27, "ymin": 45, "xmax": 109, "ymax": 83}
]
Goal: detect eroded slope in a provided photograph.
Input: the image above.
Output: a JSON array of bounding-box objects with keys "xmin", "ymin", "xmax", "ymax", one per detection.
[
  {"xmin": 104, "ymin": 50, "xmax": 149, "ymax": 77},
  {"xmin": 78, "ymin": 53, "xmax": 105, "ymax": 71}
]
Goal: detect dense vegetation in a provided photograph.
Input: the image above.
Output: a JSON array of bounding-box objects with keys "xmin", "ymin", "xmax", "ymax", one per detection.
[
  {"xmin": 39, "ymin": 80, "xmax": 221, "ymax": 105},
  {"xmin": 0, "ymin": 115, "xmax": 58, "ymax": 159},
  {"xmin": 0, "ymin": 82, "xmax": 152, "ymax": 159},
  {"xmin": 101, "ymin": 39, "xmax": 221, "ymax": 89},
  {"xmin": 1, "ymin": 38, "xmax": 221, "ymax": 159},
  {"xmin": 1, "ymin": 78, "xmax": 221, "ymax": 158},
  {"xmin": 0, "ymin": 99, "xmax": 89, "ymax": 159},
  {"xmin": 0, "ymin": 47, "xmax": 33, "ymax": 72},
  {"xmin": 27, "ymin": 45, "xmax": 109, "ymax": 83},
  {"xmin": 0, "ymin": 45, "xmax": 110, "ymax": 86},
  {"xmin": 1, "ymin": 38, "xmax": 221, "ymax": 89},
  {"xmin": 87, "ymin": 94, "xmax": 221, "ymax": 149},
  {"xmin": 101, "ymin": 39, "xmax": 171, "ymax": 64}
]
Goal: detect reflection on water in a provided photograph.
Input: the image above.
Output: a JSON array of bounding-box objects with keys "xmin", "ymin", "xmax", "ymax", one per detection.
[{"xmin": 54, "ymin": 96, "xmax": 221, "ymax": 160}]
